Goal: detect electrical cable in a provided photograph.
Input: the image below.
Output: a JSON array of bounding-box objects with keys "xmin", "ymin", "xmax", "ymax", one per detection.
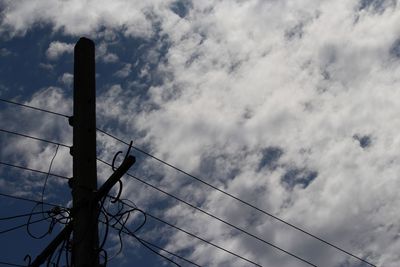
[
  {"xmin": 97, "ymin": 129, "xmax": 377, "ymax": 267},
  {"xmin": 144, "ymin": 210, "xmax": 263, "ymax": 267},
  {"xmin": 137, "ymin": 238, "xmax": 202, "ymax": 267},
  {"xmin": 97, "ymin": 196, "xmax": 147, "ymax": 264},
  {"xmin": 0, "ymin": 215, "xmax": 50, "ymax": 235},
  {"xmin": 134, "ymin": 235, "xmax": 181, "ymax": 267},
  {"xmin": 104, "ymin": 210, "xmax": 182, "ymax": 267},
  {"xmin": 102, "ymin": 216, "xmax": 203, "ymax": 267},
  {"xmin": 0, "ymin": 211, "xmax": 49, "ymax": 221},
  {"xmin": 26, "ymin": 203, "xmax": 56, "ymax": 239},
  {"xmin": 97, "ymin": 158, "xmax": 315, "ymax": 267},
  {"xmin": 0, "ymin": 161, "xmax": 69, "ymax": 180},
  {"xmin": 0, "ymin": 261, "xmax": 26, "ymax": 267},
  {"xmin": 0, "ymin": 98, "xmax": 70, "ymax": 118},
  {"xmin": 41, "ymin": 144, "xmax": 60, "ymax": 208},
  {"xmin": 0, "ymin": 192, "xmax": 65, "ymax": 208},
  {"xmin": 105, "ymin": 197, "xmax": 263, "ymax": 267},
  {"xmin": 0, "ymin": 128, "xmax": 71, "ymax": 148}
]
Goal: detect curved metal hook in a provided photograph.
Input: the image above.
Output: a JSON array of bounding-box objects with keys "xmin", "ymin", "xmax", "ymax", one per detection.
[
  {"xmin": 111, "ymin": 140, "xmax": 134, "ymax": 171},
  {"xmin": 111, "ymin": 151, "xmax": 123, "ymax": 171}
]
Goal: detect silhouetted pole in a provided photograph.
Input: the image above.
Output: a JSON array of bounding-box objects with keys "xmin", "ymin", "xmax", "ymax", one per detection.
[
  {"xmin": 30, "ymin": 37, "xmax": 136, "ymax": 266},
  {"xmin": 71, "ymin": 37, "xmax": 99, "ymax": 267}
]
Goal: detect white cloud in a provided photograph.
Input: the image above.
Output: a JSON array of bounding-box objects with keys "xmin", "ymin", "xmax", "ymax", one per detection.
[
  {"xmin": 39, "ymin": 62, "xmax": 54, "ymax": 70},
  {"xmin": 128, "ymin": 1, "xmax": 400, "ymax": 266},
  {"xmin": 96, "ymin": 42, "xmax": 119, "ymax": 63},
  {"xmin": 46, "ymin": 41, "xmax": 74, "ymax": 60},
  {"xmin": 0, "ymin": 0, "xmax": 176, "ymax": 38},
  {"xmin": 58, "ymin": 73, "xmax": 73, "ymax": 87}
]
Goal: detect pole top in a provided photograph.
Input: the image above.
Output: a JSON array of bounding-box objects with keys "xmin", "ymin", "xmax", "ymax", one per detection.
[{"xmin": 75, "ymin": 37, "xmax": 95, "ymax": 49}]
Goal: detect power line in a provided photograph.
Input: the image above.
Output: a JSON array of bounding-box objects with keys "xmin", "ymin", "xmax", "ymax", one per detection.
[
  {"xmin": 133, "ymin": 234, "xmax": 182, "ymax": 267},
  {"xmin": 0, "ymin": 161, "xmax": 69, "ymax": 180},
  {"xmin": 0, "ymin": 98, "xmax": 70, "ymax": 118},
  {"xmin": 145, "ymin": 211, "xmax": 263, "ymax": 267},
  {"xmin": 0, "ymin": 128, "xmax": 71, "ymax": 148},
  {"xmin": 41, "ymin": 145, "xmax": 60, "ymax": 205},
  {"xmin": 98, "ymin": 158, "xmax": 316, "ymax": 267},
  {"xmin": 106, "ymin": 218, "xmax": 202, "ymax": 267},
  {"xmin": 0, "ymin": 215, "xmax": 50, "ymax": 235},
  {"xmin": 97, "ymin": 129, "xmax": 377, "ymax": 267},
  {"xmin": 137, "ymin": 237, "xmax": 202, "ymax": 267},
  {"xmin": 0, "ymin": 261, "xmax": 26, "ymax": 267},
  {"xmin": 0, "ymin": 211, "xmax": 50, "ymax": 221},
  {"xmin": 111, "ymin": 202, "xmax": 259, "ymax": 267},
  {"xmin": 0, "ymin": 192, "xmax": 65, "ymax": 208}
]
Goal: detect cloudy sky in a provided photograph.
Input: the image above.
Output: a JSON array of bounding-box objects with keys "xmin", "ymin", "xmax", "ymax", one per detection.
[{"xmin": 1, "ymin": 0, "xmax": 400, "ymax": 266}]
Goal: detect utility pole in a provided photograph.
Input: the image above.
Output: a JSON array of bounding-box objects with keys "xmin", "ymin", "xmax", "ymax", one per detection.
[
  {"xmin": 71, "ymin": 37, "xmax": 99, "ymax": 267},
  {"xmin": 30, "ymin": 37, "xmax": 135, "ymax": 267}
]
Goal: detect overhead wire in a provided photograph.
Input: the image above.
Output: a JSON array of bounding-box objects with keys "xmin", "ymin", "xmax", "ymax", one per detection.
[
  {"xmin": 0, "ymin": 128, "xmax": 71, "ymax": 148},
  {"xmin": 41, "ymin": 144, "xmax": 60, "ymax": 206},
  {"xmin": 0, "ymin": 192, "xmax": 65, "ymax": 208},
  {"xmin": 0, "ymin": 161, "xmax": 69, "ymax": 180},
  {"xmin": 0, "ymin": 216, "xmax": 50, "ymax": 235},
  {"xmin": 97, "ymin": 129, "xmax": 377, "ymax": 267},
  {"xmin": 97, "ymin": 194, "xmax": 183, "ymax": 267},
  {"xmin": 146, "ymin": 213, "xmax": 263, "ymax": 267},
  {"xmin": 0, "ymin": 98, "xmax": 70, "ymax": 118},
  {"xmin": 104, "ymin": 184, "xmax": 263, "ymax": 267},
  {"xmin": 0, "ymin": 261, "xmax": 26, "ymax": 267},
  {"xmin": 123, "ymin": 204, "xmax": 263, "ymax": 267},
  {"xmin": 134, "ymin": 235, "xmax": 182, "ymax": 267},
  {"xmin": 137, "ymin": 237, "xmax": 202, "ymax": 267},
  {"xmin": 98, "ymin": 158, "xmax": 316, "ymax": 267},
  {"xmin": 103, "ymin": 202, "xmax": 200, "ymax": 267},
  {"xmin": 0, "ymin": 211, "xmax": 50, "ymax": 221}
]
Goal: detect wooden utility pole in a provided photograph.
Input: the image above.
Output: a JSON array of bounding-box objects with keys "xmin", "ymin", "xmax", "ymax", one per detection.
[
  {"xmin": 71, "ymin": 37, "xmax": 99, "ymax": 267},
  {"xmin": 30, "ymin": 37, "xmax": 135, "ymax": 267}
]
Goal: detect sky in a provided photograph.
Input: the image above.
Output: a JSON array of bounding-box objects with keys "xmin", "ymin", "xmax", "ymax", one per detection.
[{"xmin": 0, "ymin": 0, "xmax": 400, "ymax": 266}]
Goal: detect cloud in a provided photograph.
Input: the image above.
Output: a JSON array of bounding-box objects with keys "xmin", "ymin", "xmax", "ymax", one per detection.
[
  {"xmin": 0, "ymin": 0, "xmax": 176, "ymax": 38},
  {"xmin": 58, "ymin": 73, "xmax": 73, "ymax": 87},
  {"xmin": 97, "ymin": 42, "xmax": 119, "ymax": 63},
  {"xmin": 125, "ymin": 1, "xmax": 400, "ymax": 266},
  {"xmin": 46, "ymin": 41, "xmax": 74, "ymax": 60},
  {"xmin": 114, "ymin": 63, "xmax": 132, "ymax": 78}
]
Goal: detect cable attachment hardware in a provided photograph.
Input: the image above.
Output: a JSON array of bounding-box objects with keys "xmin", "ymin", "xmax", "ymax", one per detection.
[
  {"xmin": 111, "ymin": 140, "xmax": 133, "ymax": 171},
  {"xmin": 110, "ymin": 140, "xmax": 134, "ymax": 203}
]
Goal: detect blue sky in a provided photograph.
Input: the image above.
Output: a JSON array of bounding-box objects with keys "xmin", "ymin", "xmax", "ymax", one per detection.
[{"xmin": 1, "ymin": 0, "xmax": 400, "ymax": 266}]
